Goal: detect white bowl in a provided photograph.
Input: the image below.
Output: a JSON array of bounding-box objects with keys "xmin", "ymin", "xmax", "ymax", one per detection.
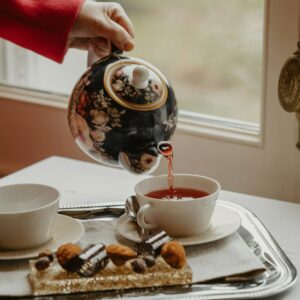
[{"xmin": 0, "ymin": 184, "xmax": 60, "ymax": 250}]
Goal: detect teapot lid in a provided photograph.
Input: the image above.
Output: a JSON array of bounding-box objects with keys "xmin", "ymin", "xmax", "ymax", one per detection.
[{"xmin": 104, "ymin": 58, "xmax": 168, "ymax": 111}]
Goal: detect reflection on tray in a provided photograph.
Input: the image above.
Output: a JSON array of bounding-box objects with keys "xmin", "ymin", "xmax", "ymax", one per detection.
[
  {"xmin": 1, "ymin": 201, "xmax": 297, "ymax": 299},
  {"xmin": 82, "ymin": 201, "xmax": 296, "ymax": 299}
]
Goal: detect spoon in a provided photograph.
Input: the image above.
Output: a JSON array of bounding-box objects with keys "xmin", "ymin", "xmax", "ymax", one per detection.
[
  {"xmin": 125, "ymin": 195, "xmax": 139, "ymax": 221},
  {"xmin": 125, "ymin": 195, "xmax": 149, "ymax": 240}
]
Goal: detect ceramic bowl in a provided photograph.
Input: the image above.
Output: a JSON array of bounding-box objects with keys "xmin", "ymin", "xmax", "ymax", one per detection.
[{"xmin": 0, "ymin": 184, "xmax": 59, "ymax": 250}]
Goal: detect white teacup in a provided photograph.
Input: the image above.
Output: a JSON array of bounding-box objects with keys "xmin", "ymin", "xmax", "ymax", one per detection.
[
  {"xmin": 0, "ymin": 184, "xmax": 60, "ymax": 250},
  {"xmin": 136, "ymin": 174, "xmax": 220, "ymax": 237}
]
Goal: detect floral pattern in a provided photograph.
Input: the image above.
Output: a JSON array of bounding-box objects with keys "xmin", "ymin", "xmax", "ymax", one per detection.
[
  {"xmin": 111, "ymin": 67, "xmax": 163, "ymax": 105},
  {"xmin": 69, "ymin": 70, "xmax": 126, "ymax": 162},
  {"xmin": 68, "ymin": 55, "xmax": 177, "ymax": 174},
  {"xmin": 119, "ymin": 151, "xmax": 158, "ymax": 174},
  {"xmin": 162, "ymin": 112, "xmax": 177, "ymax": 132},
  {"xmin": 76, "ymin": 89, "xmax": 126, "ymax": 161}
]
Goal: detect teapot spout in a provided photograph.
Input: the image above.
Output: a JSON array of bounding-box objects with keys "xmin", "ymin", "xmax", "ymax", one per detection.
[{"xmin": 156, "ymin": 141, "xmax": 173, "ymax": 157}]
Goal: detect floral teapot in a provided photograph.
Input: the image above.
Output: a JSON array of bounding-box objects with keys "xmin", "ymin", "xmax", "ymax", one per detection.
[{"xmin": 68, "ymin": 47, "xmax": 177, "ymax": 174}]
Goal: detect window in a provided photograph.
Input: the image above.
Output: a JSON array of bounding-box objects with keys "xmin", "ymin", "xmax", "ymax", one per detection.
[
  {"xmin": 0, "ymin": 1, "xmax": 264, "ymax": 124},
  {"xmin": 1, "ymin": 0, "xmax": 299, "ymax": 202}
]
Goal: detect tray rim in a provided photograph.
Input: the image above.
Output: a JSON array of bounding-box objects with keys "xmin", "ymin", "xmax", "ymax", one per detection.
[
  {"xmin": 118, "ymin": 200, "xmax": 298, "ymax": 300},
  {"xmin": 0, "ymin": 200, "xmax": 297, "ymax": 299},
  {"xmin": 200, "ymin": 200, "xmax": 298, "ymax": 299}
]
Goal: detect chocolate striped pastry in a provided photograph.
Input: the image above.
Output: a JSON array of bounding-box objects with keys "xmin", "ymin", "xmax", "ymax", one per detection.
[
  {"xmin": 28, "ymin": 241, "xmax": 192, "ymax": 296},
  {"xmin": 76, "ymin": 244, "xmax": 109, "ymax": 277},
  {"xmin": 137, "ymin": 230, "xmax": 172, "ymax": 256}
]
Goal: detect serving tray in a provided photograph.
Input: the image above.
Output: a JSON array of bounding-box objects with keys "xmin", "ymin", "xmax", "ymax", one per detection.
[
  {"xmin": 5, "ymin": 200, "xmax": 298, "ymax": 299},
  {"xmin": 149, "ymin": 200, "xmax": 297, "ymax": 300},
  {"xmin": 50, "ymin": 200, "xmax": 297, "ymax": 299}
]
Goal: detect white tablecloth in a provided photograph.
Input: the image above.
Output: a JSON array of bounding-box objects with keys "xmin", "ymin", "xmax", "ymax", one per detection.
[{"xmin": 0, "ymin": 156, "xmax": 299, "ymax": 299}]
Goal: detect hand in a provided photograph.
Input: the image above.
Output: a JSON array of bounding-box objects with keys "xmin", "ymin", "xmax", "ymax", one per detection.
[{"xmin": 68, "ymin": 1, "xmax": 135, "ymax": 58}]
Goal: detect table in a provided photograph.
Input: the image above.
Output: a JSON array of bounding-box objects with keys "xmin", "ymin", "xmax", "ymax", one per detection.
[{"xmin": 0, "ymin": 156, "xmax": 299, "ymax": 299}]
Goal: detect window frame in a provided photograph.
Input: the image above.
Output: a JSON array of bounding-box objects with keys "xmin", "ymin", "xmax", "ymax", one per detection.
[
  {"xmin": 1, "ymin": 0, "xmax": 300, "ymax": 203},
  {"xmin": 0, "ymin": 0, "xmax": 268, "ymax": 147}
]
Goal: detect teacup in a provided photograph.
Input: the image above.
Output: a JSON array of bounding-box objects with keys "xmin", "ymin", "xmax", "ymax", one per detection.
[
  {"xmin": 135, "ymin": 174, "xmax": 220, "ymax": 237},
  {"xmin": 0, "ymin": 184, "xmax": 60, "ymax": 250}
]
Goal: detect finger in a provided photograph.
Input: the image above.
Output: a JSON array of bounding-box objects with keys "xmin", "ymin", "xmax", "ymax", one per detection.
[
  {"xmin": 69, "ymin": 38, "xmax": 109, "ymax": 58},
  {"xmin": 96, "ymin": 18, "xmax": 134, "ymax": 51},
  {"xmin": 87, "ymin": 48, "xmax": 100, "ymax": 66},
  {"xmin": 114, "ymin": 14, "xmax": 135, "ymax": 39},
  {"xmin": 90, "ymin": 37, "xmax": 110, "ymax": 52},
  {"xmin": 89, "ymin": 38, "xmax": 110, "ymax": 58},
  {"xmin": 68, "ymin": 38, "xmax": 91, "ymax": 50},
  {"xmin": 108, "ymin": 4, "xmax": 135, "ymax": 38},
  {"xmin": 91, "ymin": 47, "xmax": 109, "ymax": 59}
]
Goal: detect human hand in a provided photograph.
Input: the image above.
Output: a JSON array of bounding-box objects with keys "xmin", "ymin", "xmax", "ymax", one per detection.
[{"xmin": 68, "ymin": 1, "xmax": 135, "ymax": 58}]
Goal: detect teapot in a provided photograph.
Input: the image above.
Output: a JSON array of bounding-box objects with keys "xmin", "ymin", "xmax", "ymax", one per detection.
[{"xmin": 68, "ymin": 47, "xmax": 177, "ymax": 174}]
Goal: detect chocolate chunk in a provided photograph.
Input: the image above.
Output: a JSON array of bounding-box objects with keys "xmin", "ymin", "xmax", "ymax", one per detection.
[
  {"xmin": 131, "ymin": 258, "xmax": 147, "ymax": 273},
  {"xmin": 140, "ymin": 255, "xmax": 156, "ymax": 267},
  {"xmin": 77, "ymin": 244, "xmax": 109, "ymax": 277},
  {"xmin": 38, "ymin": 249, "xmax": 54, "ymax": 262},
  {"xmin": 34, "ymin": 257, "xmax": 51, "ymax": 271},
  {"xmin": 137, "ymin": 230, "xmax": 172, "ymax": 256}
]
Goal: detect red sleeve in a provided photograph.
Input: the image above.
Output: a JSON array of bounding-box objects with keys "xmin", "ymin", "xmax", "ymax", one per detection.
[{"xmin": 0, "ymin": 0, "xmax": 84, "ymax": 63}]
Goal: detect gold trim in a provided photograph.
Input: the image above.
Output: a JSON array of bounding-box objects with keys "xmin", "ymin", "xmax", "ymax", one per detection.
[{"xmin": 104, "ymin": 59, "xmax": 168, "ymax": 111}]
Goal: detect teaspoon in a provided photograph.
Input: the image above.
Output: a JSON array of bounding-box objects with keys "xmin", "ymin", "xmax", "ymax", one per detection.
[
  {"xmin": 125, "ymin": 195, "xmax": 139, "ymax": 221},
  {"xmin": 125, "ymin": 195, "xmax": 149, "ymax": 240}
]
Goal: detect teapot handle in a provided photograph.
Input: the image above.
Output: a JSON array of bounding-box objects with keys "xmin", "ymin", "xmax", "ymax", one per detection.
[
  {"xmin": 87, "ymin": 43, "xmax": 123, "ymax": 67},
  {"xmin": 110, "ymin": 43, "xmax": 123, "ymax": 55}
]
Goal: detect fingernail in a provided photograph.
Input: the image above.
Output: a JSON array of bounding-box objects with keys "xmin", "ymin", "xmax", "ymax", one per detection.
[{"xmin": 123, "ymin": 40, "xmax": 134, "ymax": 51}]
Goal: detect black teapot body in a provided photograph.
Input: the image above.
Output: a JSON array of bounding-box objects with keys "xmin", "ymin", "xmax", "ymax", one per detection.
[{"xmin": 68, "ymin": 51, "xmax": 177, "ymax": 174}]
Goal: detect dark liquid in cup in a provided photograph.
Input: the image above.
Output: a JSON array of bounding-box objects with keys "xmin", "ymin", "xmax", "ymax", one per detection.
[
  {"xmin": 157, "ymin": 142, "xmax": 209, "ymax": 200},
  {"xmin": 146, "ymin": 187, "xmax": 209, "ymax": 200}
]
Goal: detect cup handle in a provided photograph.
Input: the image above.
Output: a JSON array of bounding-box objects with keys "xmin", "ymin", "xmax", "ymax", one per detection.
[{"xmin": 137, "ymin": 204, "xmax": 158, "ymax": 230}]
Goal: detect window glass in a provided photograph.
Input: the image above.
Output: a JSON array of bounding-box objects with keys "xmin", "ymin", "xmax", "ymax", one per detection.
[
  {"xmin": 1, "ymin": 0, "xmax": 264, "ymax": 123},
  {"xmin": 121, "ymin": 0, "xmax": 264, "ymax": 123}
]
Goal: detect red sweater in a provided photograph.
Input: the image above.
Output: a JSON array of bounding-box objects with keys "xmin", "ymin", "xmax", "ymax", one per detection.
[{"xmin": 0, "ymin": 0, "xmax": 84, "ymax": 63}]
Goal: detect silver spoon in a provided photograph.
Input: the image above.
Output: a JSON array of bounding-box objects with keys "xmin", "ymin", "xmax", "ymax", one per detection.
[
  {"xmin": 125, "ymin": 195, "xmax": 149, "ymax": 240},
  {"xmin": 125, "ymin": 195, "xmax": 137, "ymax": 221}
]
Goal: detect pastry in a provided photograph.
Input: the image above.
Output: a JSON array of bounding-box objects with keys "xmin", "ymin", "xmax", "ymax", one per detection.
[{"xmin": 28, "ymin": 239, "xmax": 192, "ymax": 296}]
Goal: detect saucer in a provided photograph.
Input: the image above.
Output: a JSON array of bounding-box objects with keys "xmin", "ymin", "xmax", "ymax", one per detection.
[
  {"xmin": 0, "ymin": 214, "xmax": 85, "ymax": 260},
  {"xmin": 115, "ymin": 204, "xmax": 241, "ymax": 246}
]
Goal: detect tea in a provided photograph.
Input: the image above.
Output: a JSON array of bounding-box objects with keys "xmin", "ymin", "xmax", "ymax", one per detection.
[
  {"xmin": 157, "ymin": 142, "xmax": 174, "ymax": 196},
  {"xmin": 145, "ymin": 187, "xmax": 209, "ymax": 200}
]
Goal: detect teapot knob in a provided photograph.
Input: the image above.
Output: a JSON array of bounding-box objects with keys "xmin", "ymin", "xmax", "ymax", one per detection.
[{"xmin": 129, "ymin": 66, "xmax": 149, "ymax": 89}]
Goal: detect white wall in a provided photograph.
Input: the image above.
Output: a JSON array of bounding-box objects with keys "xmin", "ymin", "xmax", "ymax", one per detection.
[
  {"xmin": 0, "ymin": 0, "xmax": 300, "ymax": 203},
  {"xmin": 0, "ymin": 98, "xmax": 89, "ymax": 175}
]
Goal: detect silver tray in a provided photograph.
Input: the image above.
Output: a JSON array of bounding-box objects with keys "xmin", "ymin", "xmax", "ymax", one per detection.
[
  {"xmin": 161, "ymin": 200, "xmax": 298, "ymax": 300},
  {"xmin": 28, "ymin": 201, "xmax": 298, "ymax": 299}
]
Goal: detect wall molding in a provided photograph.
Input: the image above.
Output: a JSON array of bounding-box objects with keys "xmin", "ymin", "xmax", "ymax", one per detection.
[
  {"xmin": 0, "ymin": 83, "xmax": 262, "ymax": 147},
  {"xmin": 0, "ymin": 83, "xmax": 67, "ymax": 109}
]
